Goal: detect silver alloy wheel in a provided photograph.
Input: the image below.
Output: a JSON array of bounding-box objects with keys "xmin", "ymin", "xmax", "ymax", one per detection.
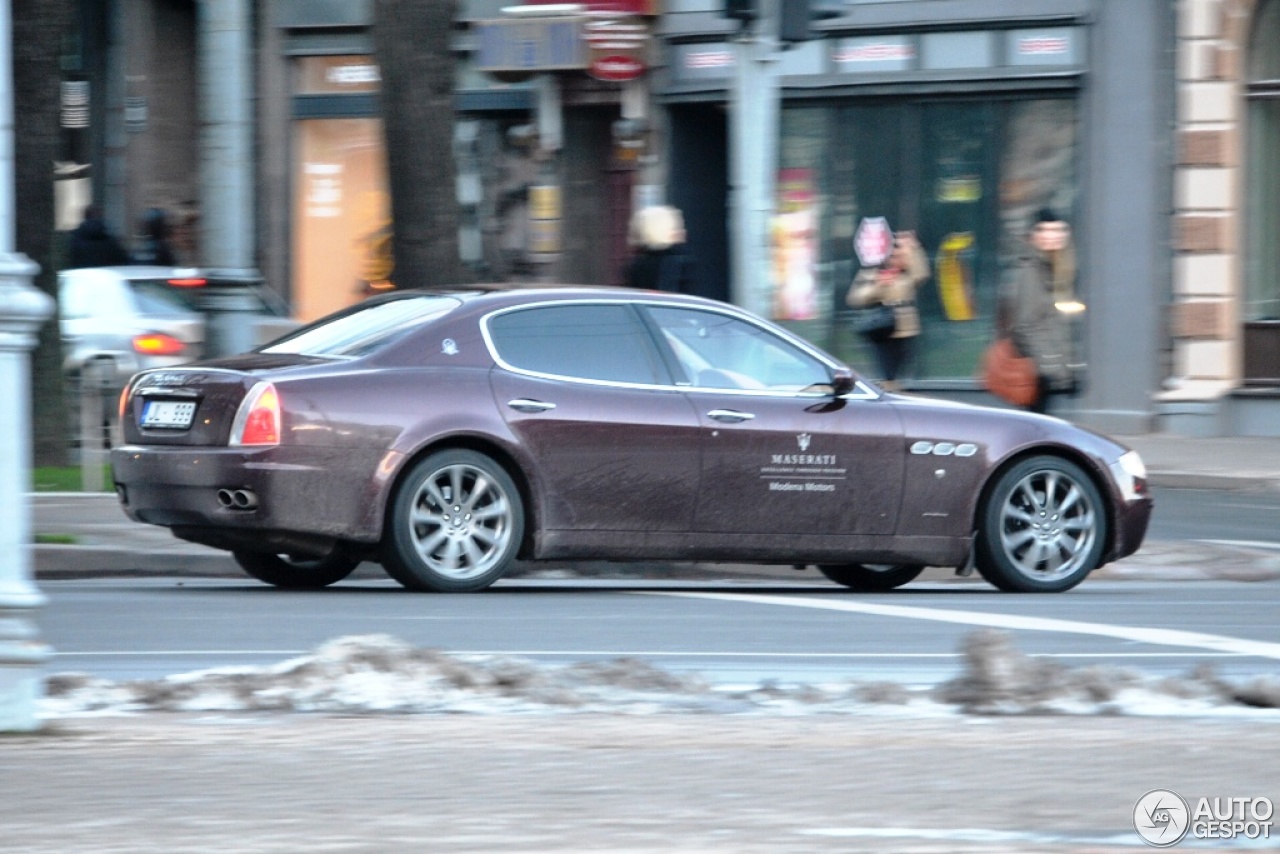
[
  {"xmin": 997, "ymin": 467, "xmax": 1098, "ymax": 583},
  {"xmin": 408, "ymin": 462, "xmax": 514, "ymax": 581}
]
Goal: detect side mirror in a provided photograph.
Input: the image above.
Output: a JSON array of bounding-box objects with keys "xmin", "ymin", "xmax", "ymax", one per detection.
[{"xmin": 830, "ymin": 368, "xmax": 856, "ymax": 396}]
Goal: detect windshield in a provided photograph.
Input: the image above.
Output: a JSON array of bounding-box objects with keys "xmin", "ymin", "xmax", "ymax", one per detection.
[{"xmin": 261, "ymin": 295, "xmax": 460, "ymax": 357}]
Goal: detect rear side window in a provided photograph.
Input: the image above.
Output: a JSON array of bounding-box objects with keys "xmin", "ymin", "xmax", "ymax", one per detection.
[{"xmin": 487, "ymin": 303, "xmax": 666, "ymax": 385}]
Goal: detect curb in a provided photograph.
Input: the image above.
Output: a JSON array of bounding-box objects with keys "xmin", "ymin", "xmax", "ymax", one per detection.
[{"xmin": 33, "ymin": 542, "xmax": 1280, "ymax": 584}]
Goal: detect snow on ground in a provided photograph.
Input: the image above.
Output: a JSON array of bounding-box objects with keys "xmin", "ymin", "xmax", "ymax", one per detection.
[{"xmin": 41, "ymin": 629, "xmax": 1280, "ymax": 719}]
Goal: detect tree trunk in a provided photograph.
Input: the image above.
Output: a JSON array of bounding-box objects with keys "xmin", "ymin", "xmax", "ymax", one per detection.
[
  {"xmin": 371, "ymin": 0, "xmax": 470, "ymax": 289},
  {"xmin": 14, "ymin": 0, "xmax": 74, "ymax": 467}
]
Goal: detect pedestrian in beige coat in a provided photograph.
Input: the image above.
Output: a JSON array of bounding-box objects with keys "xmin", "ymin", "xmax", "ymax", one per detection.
[{"xmin": 847, "ymin": 230, "xmax": 930, "ymax": 390}]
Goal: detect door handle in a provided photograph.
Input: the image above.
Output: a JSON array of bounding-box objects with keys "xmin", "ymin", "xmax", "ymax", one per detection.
[
  {"xmin": 707, "ymin": 409, "xmax": 755, "ymax": 423},
  {"xmin": 507, "ymin": 398, "xmax": 556, "ymax": 413}
]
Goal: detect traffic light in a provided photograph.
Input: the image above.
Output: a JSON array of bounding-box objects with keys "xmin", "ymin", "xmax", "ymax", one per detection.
[
  {"xmin": 723, "ymin": 0, "xmax": 757, "ymax": 21},
  {"xmin": 778, "ymin": 0, "xmax": 841, "ymax": 43}
]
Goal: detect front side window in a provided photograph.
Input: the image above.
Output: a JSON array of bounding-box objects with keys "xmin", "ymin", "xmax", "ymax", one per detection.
[
  {"xmin": 644, "ymin": 306, "xmax": 832, "ymax": 392},
  {"xmin": 487, "ymin": 303, "xmax": 666, "ymax": 385}
]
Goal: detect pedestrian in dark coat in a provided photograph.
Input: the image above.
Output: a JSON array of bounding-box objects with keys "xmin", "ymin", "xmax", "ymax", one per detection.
[
  {"xmin": 1000, "ymin": 208, "xmax": 1083, "ymax": 413},
  {"xmin": 132, "ymin": 207, "xmax": 178, "ymax": 266},
  {"xmin": 625, "ymin": 205, "xmax": 697, "ymax": 293},
  {"xmin": 67, "ymin": 205, "xmax": 131, "ymax": 268}
]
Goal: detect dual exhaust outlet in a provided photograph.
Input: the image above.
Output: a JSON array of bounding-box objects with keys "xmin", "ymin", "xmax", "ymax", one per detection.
[{"xmin": 216, "ymin": 488, "xmax": 259, "ymax": 511}]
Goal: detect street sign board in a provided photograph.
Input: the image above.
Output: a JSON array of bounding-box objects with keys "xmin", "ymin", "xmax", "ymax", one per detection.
[{"xmin": 854, "ymin": 216, "xmax": 892, "ymax": 267}]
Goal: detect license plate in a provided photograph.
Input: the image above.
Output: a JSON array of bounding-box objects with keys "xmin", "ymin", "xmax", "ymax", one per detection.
[{"xmin": 141, "ymin": 400, "xmax": 196, "ymax": 429}]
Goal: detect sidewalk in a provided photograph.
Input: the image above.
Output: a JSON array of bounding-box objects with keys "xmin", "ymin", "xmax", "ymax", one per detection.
[{"xmin": 29, "ymin": 433, "xmax": 1280, "ymax": 582}]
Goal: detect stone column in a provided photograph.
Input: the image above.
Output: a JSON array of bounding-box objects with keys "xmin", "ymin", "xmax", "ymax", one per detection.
[
  {"xmin": 0, "ymin": 0, "xmax": 54, "ymax": 731},
  {"xmin": 0, "ymin": 254, "xmax": 53, "ymax": 732}
]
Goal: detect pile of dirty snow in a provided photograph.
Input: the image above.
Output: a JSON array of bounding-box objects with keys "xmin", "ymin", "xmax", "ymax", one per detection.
[{"xmin": 42, "ymin": 630, "xmax": 1280, "ymax": 718}]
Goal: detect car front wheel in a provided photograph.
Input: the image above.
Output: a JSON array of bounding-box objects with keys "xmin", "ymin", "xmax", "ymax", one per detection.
[
  {"xmin": 975, "ymin": 456, "xmax": 1107, "ymax": 593},
  {"xmin": 817, "ymin": 564, "xmax": 924, "ymax": 591},
  {"xmin": 233, "ymin": 549, "xmax": 361, "ymax": 589},
  {"xmin": 382, "ymin": 449, "xmax": 524, "ymax": 592}
]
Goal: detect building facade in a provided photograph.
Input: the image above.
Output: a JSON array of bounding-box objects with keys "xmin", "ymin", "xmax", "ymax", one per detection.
[
  {"xmin": 1167, "ymin": 0, "xmax": 1280, "ymax": 435},
  {"xmin": 67, "ymin": 0, "xmax": 1280, "ymax": 435}
]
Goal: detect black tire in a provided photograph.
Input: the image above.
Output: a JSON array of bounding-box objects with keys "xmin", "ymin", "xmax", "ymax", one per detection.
[
  {"xmin": 382, "ymin": 449, "xmax": 524, "ymax": 592},
  {"xmin": 817, "ymin": 564, "xmax": 925, "ymax": 591},
  {"xmin": 975, "ymin": 455, "xmax": 1107, "ymax": 593},
  {"xmin": 233, "ymin": 549, "xmax": 360, "ymax": 589}
]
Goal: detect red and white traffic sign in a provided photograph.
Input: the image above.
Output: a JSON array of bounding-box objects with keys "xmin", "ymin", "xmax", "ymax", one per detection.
[{"xmin": 854, "ymin": 216, "xmax": 892, "ymax": 267}]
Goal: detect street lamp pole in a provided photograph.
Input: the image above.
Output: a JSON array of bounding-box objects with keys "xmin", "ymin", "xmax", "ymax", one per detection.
[
  {"xmin": 0, "ymin": 0, "xmax": 54, "ymax": 732},
  {"xmin": 728, "ymin": 0, "xmax": 781, "ymax": 320}
]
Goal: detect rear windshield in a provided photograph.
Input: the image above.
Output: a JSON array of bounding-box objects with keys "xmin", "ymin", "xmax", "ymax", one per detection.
[
  {"xmin": 129, "ymin": 280, "xmax": 201, "ymax": 317},
  {"xmin": 261, "ymin": 295, "xmax": 460, "ymax": 357}
]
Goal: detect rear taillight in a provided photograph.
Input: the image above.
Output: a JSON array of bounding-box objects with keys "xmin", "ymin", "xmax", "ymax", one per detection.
[
  {"xmin": 229, "ymin": 382, "xmax": 281, "ymax": 446},
  {"xmin": 167, "ymin": 277, "xmax": 207, "ymax": 288},
  {"xmin": 132, "ymin": 333, "xmax": 186, "ymax": 356}
]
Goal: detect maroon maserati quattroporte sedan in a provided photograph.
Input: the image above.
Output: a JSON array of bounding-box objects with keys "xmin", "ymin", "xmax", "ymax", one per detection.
[{"xmin": 111, "ymin": 286, "xmax": 1152, "ymax": 593}]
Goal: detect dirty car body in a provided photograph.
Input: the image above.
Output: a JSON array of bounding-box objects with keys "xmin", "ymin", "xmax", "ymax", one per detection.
[{"xmin": 111, "ymin": 287, "xmax": 1152, "ymax": 593}]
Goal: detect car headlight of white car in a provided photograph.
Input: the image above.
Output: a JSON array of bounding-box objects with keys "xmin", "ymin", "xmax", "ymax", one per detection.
[{"xmin": 1109, "ymin": 450, "xmax": 1148, "ymax": 501}]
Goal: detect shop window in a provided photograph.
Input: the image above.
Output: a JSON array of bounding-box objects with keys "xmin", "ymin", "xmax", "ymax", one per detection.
[
  {"xmin": 292, "ymin": 118, "xmax": 391, "ymax": 323},
  {"xmin": 776, "ymin": 97, "xmax": 1077, "ymax": 384}
]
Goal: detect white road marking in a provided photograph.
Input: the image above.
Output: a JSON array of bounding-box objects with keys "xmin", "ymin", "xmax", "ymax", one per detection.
[
  {"xmin": 52, "ymin": 649, "xmax": 1246, "ymax": 660},
  {"xmin": 799, "ymin": 827, "xmax": 1140, "ymax": 846},
  {"xmin": 645, "ymin": 592, "xmax": 1280, "ymax": 660},
  {"xmin": 1199, "ymin": 538, "xmax": 1280, "ymax": 552}
]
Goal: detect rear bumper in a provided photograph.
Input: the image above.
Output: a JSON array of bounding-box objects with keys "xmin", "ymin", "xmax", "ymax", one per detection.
[{"xmin": 111, "ymin": 444, "xmax": 392, "ymax": 551}]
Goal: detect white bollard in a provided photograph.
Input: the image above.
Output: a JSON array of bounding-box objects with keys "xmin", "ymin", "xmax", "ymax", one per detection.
[{"xmin": 0, "ymin": 252, "xmax": 53, "ymax": 731}]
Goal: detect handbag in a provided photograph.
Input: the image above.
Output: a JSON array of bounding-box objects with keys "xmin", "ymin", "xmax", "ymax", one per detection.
[
  {"xmin": 981, "ymin": 337, "xmax": 1038, "ymax": 406},
  {"xmin": 851, "ymin": 302, "xmax": 897, "ymax": 340}
]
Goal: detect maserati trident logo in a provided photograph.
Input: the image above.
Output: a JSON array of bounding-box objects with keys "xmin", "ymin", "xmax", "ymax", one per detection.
[{"xmin": 796, "ymin": 433, "xmax": 811, "ymax": 452}]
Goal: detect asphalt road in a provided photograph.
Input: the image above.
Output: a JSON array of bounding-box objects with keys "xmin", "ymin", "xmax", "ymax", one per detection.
[
  {"xmin": 39, "ymin": 576, "xmax": 1280, "ymax": 688},
  {"xmin": 1146, "ymin": 487, "xmax": 1280, "ymax": 547}
]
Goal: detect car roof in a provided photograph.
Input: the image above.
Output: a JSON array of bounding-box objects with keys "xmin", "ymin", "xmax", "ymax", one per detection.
[
  {"xmin": 382, "ymin": 285, "xmax": 728, "ymax": 313},
  {"xmin": 58, "ymin": 265, "xmax": 199, "ymax": 282}
]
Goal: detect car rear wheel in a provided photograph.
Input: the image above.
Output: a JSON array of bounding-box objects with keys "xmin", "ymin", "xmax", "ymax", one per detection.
[
  {"xmin": 975, "ymin": 456, "xmax": 1106, "ymax": 593},
  {"xmin": 383, "ymin": 449, "xmax": 524, "ymax": 593},
  {"xmin": 817, "ymin": 564, "xmax": 925, "ymax": 591},
  {"xmin": 233, "ymin": 550, "xmax": 361, "ymax": 589}
]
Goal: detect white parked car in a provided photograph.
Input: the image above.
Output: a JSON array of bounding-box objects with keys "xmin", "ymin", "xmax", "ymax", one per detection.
[
  {"xmin": 60, "ymin": 266, "xmax": 207, "ymax": 391},
  {"xmin": 59, "ymin": 266, "xmax": 298, "ymax": 392}
]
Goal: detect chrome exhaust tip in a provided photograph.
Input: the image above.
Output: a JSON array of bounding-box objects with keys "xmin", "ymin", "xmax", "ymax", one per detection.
[
  {"xmin": 217, "ymin": 488, "xmax": 258, "ymax": 511},
  {"xmin": 231, "ymin": 489, "xmax": 258, "ymax": 510}
]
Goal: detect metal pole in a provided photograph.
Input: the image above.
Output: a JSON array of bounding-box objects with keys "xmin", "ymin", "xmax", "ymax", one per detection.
[
  {"xmin": 0, "ymin": 0, "xmax": 54, "ymax": 732},
  {"xmin": 197, "ymin": 0, "xmax": 255, "ymax": 271},
  {"xmin": 729, "ymin": 0, "xmax": 780, "ymax": 319}
]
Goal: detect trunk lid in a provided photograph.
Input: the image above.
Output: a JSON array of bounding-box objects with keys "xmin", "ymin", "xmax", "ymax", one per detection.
[{"xmin": 119, "ymin": 357, "xmax": 318, "ymax": 446}]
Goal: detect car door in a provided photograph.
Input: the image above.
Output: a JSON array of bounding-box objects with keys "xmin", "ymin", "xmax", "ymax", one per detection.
[
  {"xmin": 486, "ymin": 301, "xmax": 702, "ymax": 534},
  {"xmin": 640, "ymin": 304, "xmax": 906, "ymax": 538}
]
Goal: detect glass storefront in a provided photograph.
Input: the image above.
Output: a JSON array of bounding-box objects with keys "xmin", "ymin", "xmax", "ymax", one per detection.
[
  {"xmin": 290, "ymin": 57, "xmax": 391, "ymax": 323},
  {"xmin": 774, "ymin": 97, "xmax": 1078, "ymax": 385},
  {"xmin": 292, "ymin": 117, "xmax": 390, "ymax": 323}
]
